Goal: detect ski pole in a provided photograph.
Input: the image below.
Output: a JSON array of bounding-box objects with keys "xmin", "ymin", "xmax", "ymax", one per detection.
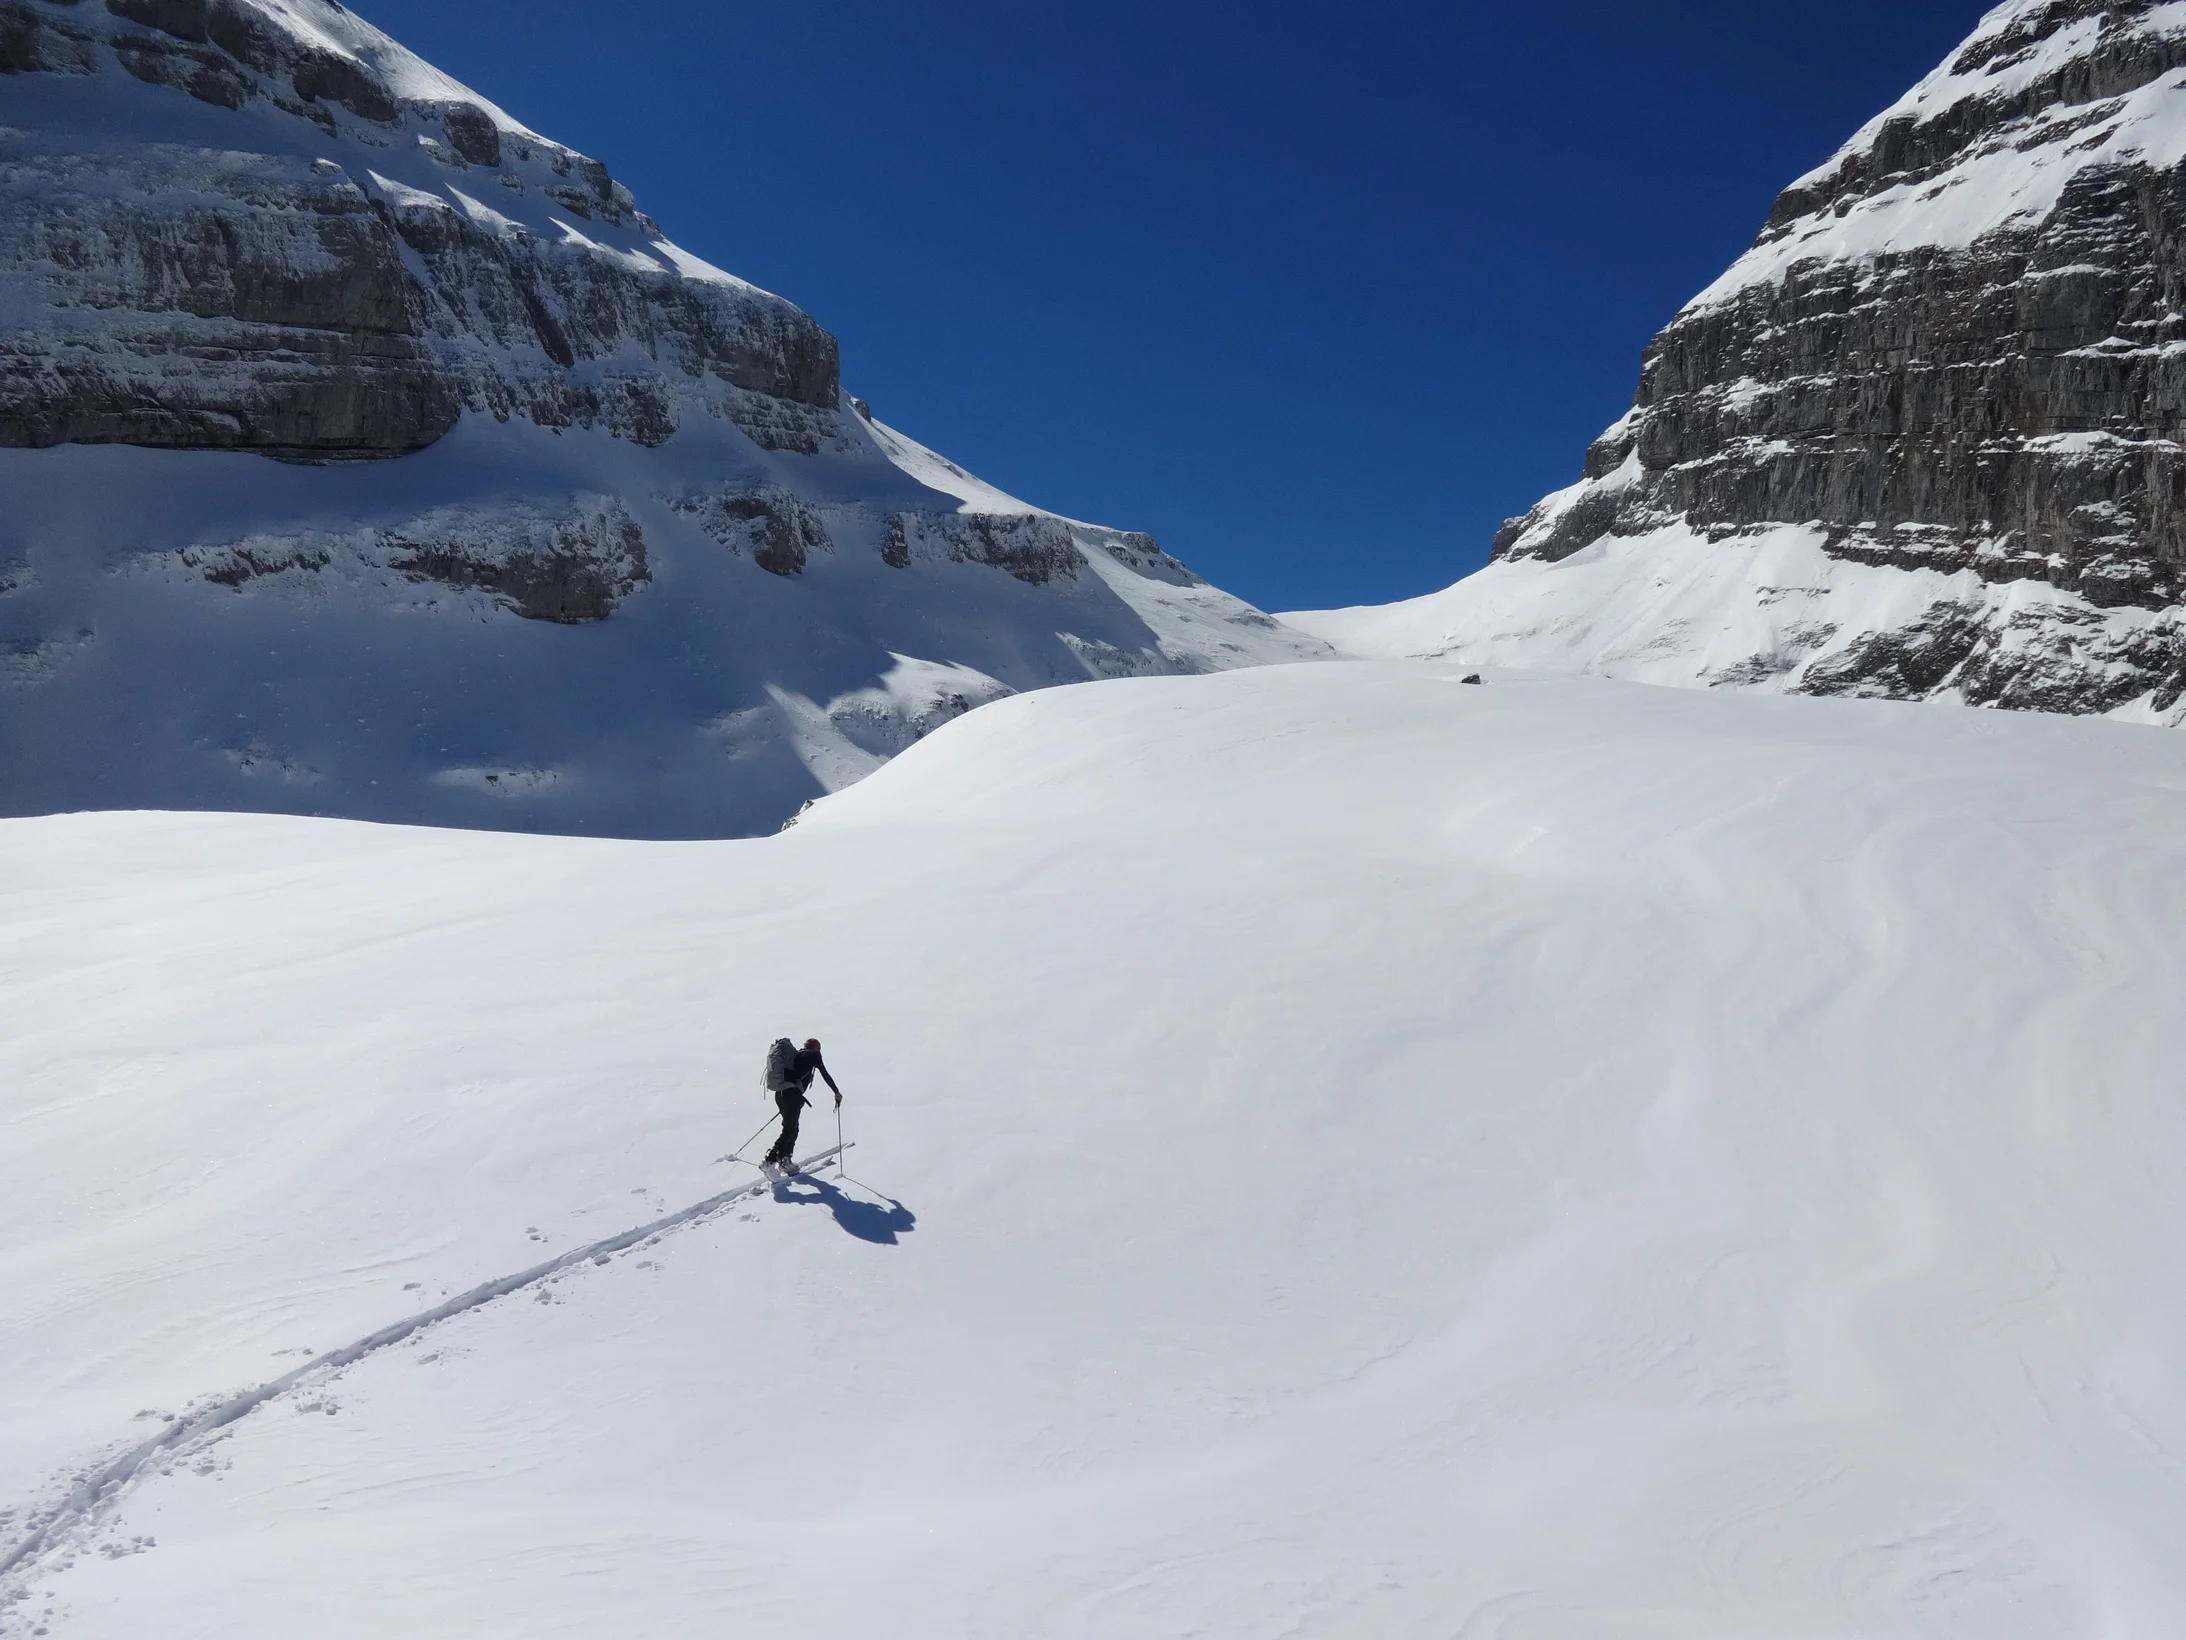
[
  {"xmin": 723, "ymin": 1111, "xmax": 778, "ymax": 1164},
  {"xmin": 834, "ymin": 1096, "xmax": 845, "ymax": 1172}
]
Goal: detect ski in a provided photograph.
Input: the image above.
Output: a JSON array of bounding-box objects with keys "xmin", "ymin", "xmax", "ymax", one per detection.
[{"xmin": 757, "ymin": 1142, "xmax": 850, "ymax": 1182}]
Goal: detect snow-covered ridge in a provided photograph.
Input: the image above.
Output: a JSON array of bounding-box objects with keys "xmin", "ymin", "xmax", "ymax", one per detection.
[
  {"xmin": 1698, "ymin": 0, "xmax": 2186, "ymax": 307},
  {"xmin": 150, "ymin": 0, "xmax": 551, "ymax": 142},
  {"xmin": 0, "ymin": 0, "xmax": 1332, "ymax": 835},
  {"xmin": 1288, "ymin": 0, "xmax": 2186, "ymax": 721}
]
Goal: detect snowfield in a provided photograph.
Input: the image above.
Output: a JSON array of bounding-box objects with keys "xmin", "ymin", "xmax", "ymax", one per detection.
[
  {"xmin": 1282, "ymin": 522, "xmax": 2186, "ymax": 727},
  {"xmin": 6, "ymin": 660, "xmax": 2186, "ymax": 1636}
]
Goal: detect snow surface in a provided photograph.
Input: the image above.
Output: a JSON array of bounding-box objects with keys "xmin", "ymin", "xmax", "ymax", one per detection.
[
  {"xmin": 7, "ymin": 660, "xmax": 2186, "ymax": 1636},
  {"xmin": 1281, "ymin": 522, "xmax": 2186, "ymax": 725},
  {"xmin": 206, "ymin": 0, "xmax": 534, "ymax": 132},
  {"xmin": 859, "ymin": 412, "xmax": 1045, "ymax": 515},
  {"xmin": 0, "ymin": 410, "xmax": 1328, "ymax": 838}
]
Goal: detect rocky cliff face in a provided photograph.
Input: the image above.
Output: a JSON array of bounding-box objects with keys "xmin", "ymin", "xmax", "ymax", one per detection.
[
  {"xmin": 0, "ymin": 0, "xmax": 1330, "ymax": 837},
  {"xmin": 1294, "ymin": 1, "xmax": 2186, "ymax": 723},
  {"xmin": 1, "ymin": 0, "xmax": 837, "ymax": 460}
]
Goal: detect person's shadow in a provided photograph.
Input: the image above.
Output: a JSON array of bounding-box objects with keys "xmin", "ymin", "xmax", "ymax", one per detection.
[{"xmin": 771, "ymin": 1172, "xmax": 916, "ymax": 1244}]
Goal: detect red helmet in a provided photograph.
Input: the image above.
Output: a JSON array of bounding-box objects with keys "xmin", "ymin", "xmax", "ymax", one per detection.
[{"xmin": 804, "ymin": 1037, "xmax": 821, "ymax": 1050}]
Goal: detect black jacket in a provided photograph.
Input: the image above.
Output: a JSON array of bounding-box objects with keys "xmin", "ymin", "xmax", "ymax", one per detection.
[{"xmin": 789, "ymin": 1048, "xmax": 839, "ymax": 1100}]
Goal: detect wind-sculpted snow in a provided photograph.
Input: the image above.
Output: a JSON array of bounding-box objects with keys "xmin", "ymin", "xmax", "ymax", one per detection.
[
  {"xmin": 0, "ymin": 0, "xmax": 1331, "ymax": 833},
  {"xmin": 4, "ymin": 665, "xmax": 2186, "ymax": 1636},
  {"xmin": 1298, "ymin": 1, "xmax": 2186, "ymax": 719}
]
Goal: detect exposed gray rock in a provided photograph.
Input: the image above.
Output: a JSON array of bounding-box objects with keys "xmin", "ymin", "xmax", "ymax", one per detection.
[
  {"xmin": 0, "ymin": 143, "xmax": 459, "ymax": 457},
  {"xmin": 1801, "ymin": 598, "xmax": 2186, "ymax": 714},
  {"xmin": 672, "ymin": 489, "xmax": 830, "ymax": 576},
  {"xmin": 169, "ymin": 496, "xmax": 651, "ymax": 621},
  {"xmin": 1, "ymin": 3, "xmax": 105, "ymax": 77},
  {"xmin": 712, "ymin": 390, "xmax": 836, "ymax": 454},
  {"xmin": 1096, "ymin": 529, "xmax": 1202, "ymax": 586},
  {"xmin": 385, "ymin": 505, "xmax": 648, "ymax": 623},
  {"xmin": 881, "ymin": 511, "xmax": 1084, "ymax": 584},
  {"xmin": 439, "ymin": 102, "xmax": 500, "ymax": 168},
  {"xmin": 1488, "ymin": 0, "xmax": 2186, "ymax": 717},
  {"xmin": 0, "ymin": 0, "xmax": 839, "ymax": 460},
  {"xmin": 109, "ymin": 28, "xmax": 250, "ymax": 108}
]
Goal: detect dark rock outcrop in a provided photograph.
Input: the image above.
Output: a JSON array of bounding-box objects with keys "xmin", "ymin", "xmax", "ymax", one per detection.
[
  {"xmin": 1, "ymin": 3, "xmax": 102, "ymax": 76},
  {"xmin": 0, "ymin": 143, "xmax": 460, "ymax": 457},
  {"xmin": 880, "ymin": 511, "xmax": 1085, "ymax": 585},
  {"xmin": 385, "ymin": 504, "xmax": 649, "ymax": 623},
  {"xmin": 1490, "ymin": 1, "xmax": 2186, "ymax": 715},
  {"xmin": 169, "ymin": 497, "xmax": 651, "ymax": 621},
  {"xmin": 0, "ymin": 0, "xmax": 839, "ymax": 460},
  {"xmin": 673, "ymin": 489, "xmax": 831, "ymax": 576}
]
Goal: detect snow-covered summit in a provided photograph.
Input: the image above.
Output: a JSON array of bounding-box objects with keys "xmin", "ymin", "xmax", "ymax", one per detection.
[
  {"xmin": 1289, "ymin": 0, "xmax": 2186, "ymax": 721},
  {"xmin": 1700, "ymin": 0, "xmax": 2186, "ymax": 306},
  {"xmin": 0, "ymin": 0, "xmax": 1329, "ymax": 836}
]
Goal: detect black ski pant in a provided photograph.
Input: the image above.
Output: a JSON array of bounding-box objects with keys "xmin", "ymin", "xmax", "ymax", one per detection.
[{"xmin": 765, "ymin": 1088, "xmax": 808, "ymax": 1164}]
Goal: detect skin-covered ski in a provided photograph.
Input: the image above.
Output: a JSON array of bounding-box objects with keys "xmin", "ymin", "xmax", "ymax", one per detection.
[{"xmin": 759, "ymin": 1143, "xmax": 849, "ymax": 1181}]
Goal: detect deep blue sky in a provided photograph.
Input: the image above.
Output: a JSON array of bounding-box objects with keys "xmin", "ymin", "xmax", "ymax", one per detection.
[{"xmin": 361, "ymin": 0, "xmax": 1984, "ymax": 612}]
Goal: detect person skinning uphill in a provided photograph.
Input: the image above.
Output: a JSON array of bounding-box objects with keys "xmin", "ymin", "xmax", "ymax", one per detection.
[{"xmin": 761, "ymin": 1036, "xmax": 840, "ymax": 1172}]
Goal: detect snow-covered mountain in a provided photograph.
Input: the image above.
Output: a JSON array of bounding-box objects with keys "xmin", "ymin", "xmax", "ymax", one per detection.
[
  {"xmin": 1290, "ymin": 0, "xmax": 2186, "ymax": 722},
  {"xmin": 8, "ymin": 666, "xmax": 2186, "ymax": 1635},
  {"xmin": 0, "ymin": 0, "xmax": 1327, "ymax": 837}
]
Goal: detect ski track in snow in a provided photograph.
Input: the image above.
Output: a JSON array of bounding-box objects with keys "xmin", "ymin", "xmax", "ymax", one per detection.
[
  {"xmin": 7, "ymin": 664, "xmax": 2186, "ymax": 1636},
  {"xmin": 0, "ymin": 1146, "xmax": 847, "ymax": 1592}
]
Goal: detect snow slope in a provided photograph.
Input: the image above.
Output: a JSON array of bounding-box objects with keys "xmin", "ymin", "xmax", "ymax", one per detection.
[
  {"xmin": 1284, "ymin": 521, "xmax": 2186, "ymax": 725},
  {"xmin": 6, "ymin": 661, "xmax": 2186, "ymax": 1637},
  {"xmin": 0, "ymin": 413, "xmax": 1328, "ymax": 839}
]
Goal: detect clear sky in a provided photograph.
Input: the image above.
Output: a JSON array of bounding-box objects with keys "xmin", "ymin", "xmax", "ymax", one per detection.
[{"xmin": 357, "ymin": 0, "xmax": 1985, "ymax": 614}]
